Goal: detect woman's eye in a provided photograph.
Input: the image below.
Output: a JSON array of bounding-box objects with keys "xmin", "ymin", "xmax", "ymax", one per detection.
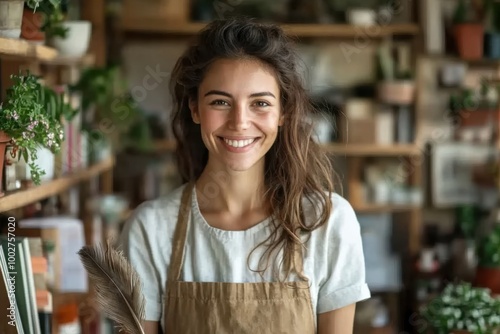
[
  {"xmin": 254, "ymin": 101, "xmax": 270, "ymax": 107},
  {"xmin": 210, "ymin": 100, "xmax": 229, "ymax": 106}
]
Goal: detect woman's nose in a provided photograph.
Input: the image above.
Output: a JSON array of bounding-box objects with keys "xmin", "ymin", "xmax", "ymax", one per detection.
[{"xmin": 229, "ymin": 104, "xmax": 250, "ymax": 130}]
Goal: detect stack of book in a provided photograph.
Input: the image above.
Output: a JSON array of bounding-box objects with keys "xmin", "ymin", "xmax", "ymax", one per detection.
[{"xmin": 0, "ymin": 236, "xmax": 46, "ymax": 334}]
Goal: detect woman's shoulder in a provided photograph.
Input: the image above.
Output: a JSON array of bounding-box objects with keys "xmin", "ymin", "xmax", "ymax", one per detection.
[
  {"xmin": 303, "ymin": 191, "xmax": 360, "ymax": 239},
  {"xmin": 124, "ymin": 183, "xmax": 189, "ymax": 228}
]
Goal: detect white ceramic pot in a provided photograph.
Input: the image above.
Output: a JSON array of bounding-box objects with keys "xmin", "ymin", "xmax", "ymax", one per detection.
[
  {"xmin": 49, "ymin": 20, "xmax": 91, "ymax": 57},
  {"xmin": 0, "ymin": 0, "xmax": 24, "ymax": 38},
  {"xmin": 347, "ymin": 8, "xmax": 377, "ymax": 26}
]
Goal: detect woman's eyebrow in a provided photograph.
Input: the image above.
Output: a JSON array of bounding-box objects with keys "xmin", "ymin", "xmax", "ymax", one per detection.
[
  {"xmin": 204, "ymin": 90, "xmax": 232, "ymax": 97},
  {"xmin": 203, "ymin": 90, "xmax": 276, "ymax": 99},
  {"xmin": 249, "ymin": 92, "xmax": 276, "ymax": 99}
]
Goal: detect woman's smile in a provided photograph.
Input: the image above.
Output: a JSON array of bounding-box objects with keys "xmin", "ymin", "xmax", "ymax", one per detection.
[{"xmin": 218, "ymin": 136, "xmax": 261, "ymax": 152}]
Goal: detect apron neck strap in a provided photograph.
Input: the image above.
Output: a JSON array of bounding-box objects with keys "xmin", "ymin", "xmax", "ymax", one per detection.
[
  {"xmin": 168, "ymin": 182, "xmax": 194, "ymax": 282},
  {"xmin": 168, "ymin": 182, "xmax": 309, "ymax": 282}
]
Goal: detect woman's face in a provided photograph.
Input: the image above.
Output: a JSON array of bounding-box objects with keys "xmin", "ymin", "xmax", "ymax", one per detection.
[{"xmin": 190, "ymin": 58, "xmax": 282, "ymax": 173}]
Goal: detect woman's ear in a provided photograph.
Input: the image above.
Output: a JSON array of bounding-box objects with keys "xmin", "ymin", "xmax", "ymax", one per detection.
[
  {"xmin": 189, "ymin": 99, "xmax": 200, "ymax": 124},
  {"xmin": 278, "ymin": 114, "xmax": 284, "ymax": 126}
]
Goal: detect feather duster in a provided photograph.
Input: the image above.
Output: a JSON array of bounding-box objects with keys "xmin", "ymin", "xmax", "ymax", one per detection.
[{"xmin": 78, "ymin": 240, "xmax": 145, "ymax": 334}]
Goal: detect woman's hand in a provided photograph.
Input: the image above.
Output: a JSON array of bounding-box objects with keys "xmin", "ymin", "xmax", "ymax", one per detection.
[{"xmin": 317, "ymin": 304, "xmax": 356, "ymax": 334}]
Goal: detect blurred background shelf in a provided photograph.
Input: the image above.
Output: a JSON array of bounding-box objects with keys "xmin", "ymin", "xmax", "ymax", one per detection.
[
  {"xmin": 121, "ymin": 21, "xmax": 420, "ymax": 38},
  {"xmin": 0, "ymin": 157, "xmax": 114, "ymax": 213},
  {"xmin": 0, "ymin": 37, "xmax": 58, "ymax": 61}
]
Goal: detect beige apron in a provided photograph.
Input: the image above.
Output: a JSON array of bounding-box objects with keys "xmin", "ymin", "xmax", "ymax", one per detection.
[{"xmin": 163, "ymin": 183, "xmax": 316, "ymax": 333}]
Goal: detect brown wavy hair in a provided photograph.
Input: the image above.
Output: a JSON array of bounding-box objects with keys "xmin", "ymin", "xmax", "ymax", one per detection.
[{"xmin": 170, "ymin": 18, "xmax": 336, "ymax": 281}]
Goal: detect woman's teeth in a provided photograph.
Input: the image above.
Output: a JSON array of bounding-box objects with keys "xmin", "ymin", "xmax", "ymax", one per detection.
[{"xmin": 223, "ymin": 138, "xmax": 256, "ymax": 148}]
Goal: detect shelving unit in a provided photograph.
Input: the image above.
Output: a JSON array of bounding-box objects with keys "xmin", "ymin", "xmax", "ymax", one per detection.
[
  {"xmin": 0, "ymin": 19, "xmax": 114, "ymax": 331},
  {"xmin": 0, "ymin": 157, "xmax": 114, "ymax": 213},
  {"xmin": 121, "ymin": 21, "xmax": 420, "ymax": 38}
]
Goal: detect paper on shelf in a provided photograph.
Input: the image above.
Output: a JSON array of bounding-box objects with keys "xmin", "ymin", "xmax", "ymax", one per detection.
[{"xmin": 19, "ymin": 216, "xmax": 88, "ymax": 293}]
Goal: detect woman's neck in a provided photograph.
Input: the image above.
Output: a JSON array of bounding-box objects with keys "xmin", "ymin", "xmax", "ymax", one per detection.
[{"xmin": 195, "ymin": 159, "xmax": 267, "ymax": 216}]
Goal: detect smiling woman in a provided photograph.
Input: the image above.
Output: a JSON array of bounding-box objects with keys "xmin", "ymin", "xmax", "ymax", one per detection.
[
  {"xmin": 118, "ymin": 17, "xmax": 370, "ymax": 334},
  {"xmin": 191, "ymin": 58, "xmax": 282, "ymax": 173}
]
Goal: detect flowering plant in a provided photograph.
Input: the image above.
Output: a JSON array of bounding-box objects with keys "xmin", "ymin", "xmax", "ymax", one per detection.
[
  {"xmin": 420, "ymin": 282, "xmax": 500, "ymax": 334},
  {"xmin": 0, "ymin": 73, "xmax": 65, "ymax": 185}
]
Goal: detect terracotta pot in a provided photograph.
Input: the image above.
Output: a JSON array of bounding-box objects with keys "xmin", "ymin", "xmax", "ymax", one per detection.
[
  {"xmin": 377, "ymin": 81, "xmax": 415, "ymax": 105},
  {"xmin": 453, "ymin": 23, "xmax": 484, "ymax": 60},
  {"xmin": 0, "ymin": 131, "xmax": 11, "ymax": 197},
  {"xmin": 458, "ymin": 109, "xmax": 500, "ymax": 128},
  {"xmin": 21, "ymin": 7, "xmax": 45, "ymax": 42},
  {"xmin": 475, "ymin": 266, "xmax": 500, "ymax": 295}
]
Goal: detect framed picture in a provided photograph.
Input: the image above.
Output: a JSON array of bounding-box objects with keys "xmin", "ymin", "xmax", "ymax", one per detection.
[{"xmin": 431, "ymin": 142, "xmax": 496, "ymax": 208}]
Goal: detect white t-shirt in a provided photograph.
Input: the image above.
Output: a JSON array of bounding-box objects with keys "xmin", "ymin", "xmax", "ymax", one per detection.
[{"xmin": 118, "ymin": 183, "xmax": 370, "ymax": 330}]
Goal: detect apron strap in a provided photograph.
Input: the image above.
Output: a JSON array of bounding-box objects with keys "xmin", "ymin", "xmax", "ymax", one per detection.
[{"xmin": 167, "ymin": 182, "xmax": 194, "ymax": 282}]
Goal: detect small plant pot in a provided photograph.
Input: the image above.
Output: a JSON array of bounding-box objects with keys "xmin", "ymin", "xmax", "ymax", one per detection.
[
  {"xmin": 21, "ymin": 6, "xmax": 45, "ymax": 42},
  {"xmin": 457, "ymin": 109, "xmax": 500, "ymax": 128},
  {"xmin": 453, "ymin": 23, "xmax": 484, "ymax": 60},
  {"xmin": 17, "ymin": 146, "xmax": 55, "ymax": 182},
  {"xmin": 377, "ymin": 81, "xmax": 415, "ymax": 105},
  {"xmin": 0, "ymin": 0, "xmax": 24, "ymax": 38},
  {"xmin": 48, "ymin": 20, "xmax": 91, "ymax": 57},
  {"xmin": 475, "ymin": 266, "xmax": 500, "ymax": 295},
  {"xmin": 0, "ymin": 131, "xmax": 12, "ymax": 197},
  {"xmin": 484, "ymin": 32, "xmax": 500, "ymax": 59},
  {"xmin": 346, "ymin": 8, "xmax": 377, "ymax": 26}
]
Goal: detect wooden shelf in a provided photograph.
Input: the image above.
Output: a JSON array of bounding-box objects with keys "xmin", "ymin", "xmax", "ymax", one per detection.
[
  {"xmin": 121, "ymin": 21, "xmax": 419, "ymax": 38},
  {"xmin": 427, "ymin": 54, "xmax": 500, "ymax": 68},
  {"xmin": 0, "ymin": 37, "xmax": 57, "ymax": 61},
  {"xmin": 0, "ymin": 157, "xmax": 114, "ymax": 213},
  {"xmin": 153, "ymin": 140, "xmax": 422, "ymax": 156},
  {"xmin": 38, "ymin": 53, "xmax": 95, "ymax": 67},
  {"xmin": 324, "ymin": 143, "xmax": 422, "ymax": 156}
]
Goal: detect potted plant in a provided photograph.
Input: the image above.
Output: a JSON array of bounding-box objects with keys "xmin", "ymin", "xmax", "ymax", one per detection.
[
  {"xmin": 41, "ymin": 0, "xmax": 91, "ymax": 57},
  {"xmin": 376, "ymin": 43, "xmax": 415, "ymax": 105},
  {"xmin": 0, "ymin": 73, "xmax": 64, "ymax": 190},
  {"xmin": 0, "ymin": 0, "xmax": 59, "ymax": 39},
  {"xmin": 420, "ymin": 282, "xmax": 500, "ymax": 334},
  {"xmin": 452, "ymin": 0, "xmax": 485, "ymax": 60},
  {"xmin": 455, "ymin": 79, "xmax": 500, "ymax": 144},
  {"xmin": 475, "ymin": 219, "xmax": 500, "ymax": 294},
  {"xmin": 484, "ymin": 0, "xmax": 500, "ymax": 59}
]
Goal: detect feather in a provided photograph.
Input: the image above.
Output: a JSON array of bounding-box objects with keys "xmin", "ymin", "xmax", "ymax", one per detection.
[{"xmin": 78, "ymin": 240, "xmax": 145, "ymax": 334}]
